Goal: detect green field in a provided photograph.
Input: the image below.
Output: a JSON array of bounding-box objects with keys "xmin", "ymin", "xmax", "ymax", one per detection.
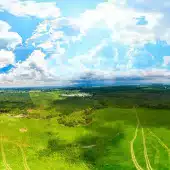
[{"xmin": 0, "ymin": 86, "xmax": 170, "ymax": 170}]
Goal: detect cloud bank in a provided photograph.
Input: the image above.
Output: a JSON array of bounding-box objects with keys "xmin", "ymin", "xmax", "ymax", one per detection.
[{"xmin": 0, "ymin": 0, "xmax": 170, "ymax": 87}]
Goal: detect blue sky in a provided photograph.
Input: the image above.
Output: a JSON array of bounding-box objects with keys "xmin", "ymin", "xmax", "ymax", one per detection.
[{"xmin": 1, "ymin": 0, "xmax": 170, "ymax": 87}]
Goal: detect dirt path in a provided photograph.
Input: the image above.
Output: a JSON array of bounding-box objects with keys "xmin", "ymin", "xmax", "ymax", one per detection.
[
  {"xmin": 151, "ymin": 143, "xmax": 160, "ymax": 165},
  {"xmin": 1, "ymin": 137, "xmax": 30, "ymax": 170},
  {"xmin": 0, "ymin": 138, "xmax": 12, "ymax": 170},
  {"xmin": 7, "ymin": 140, "xmax": 30, "ymax": 170},
  {"xmin": 147, "ymin": 129, "xmax": 170, "ymax": 154},
  {"xmin": 141, "ymin": 128, "xmax": 153, "ymax": 170},
  {"xmin": 147, "ymin": 128, "xmax": 170, "ymax": 168},
  {"xmin": 17, "ymin": 144, "xmax": 30, "ymax": 170},
  {"xmin": 133, "ymin": 107, "xmax": 153, "ymax": 170},
  {"xmin": 130, "ymin": 108, "xmax": 144, "ymax": 170}
]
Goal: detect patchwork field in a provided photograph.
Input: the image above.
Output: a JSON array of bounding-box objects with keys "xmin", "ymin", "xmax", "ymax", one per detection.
[{"xmin": 0, "ymin": 86, "xmax": 169, "ymax": 170}]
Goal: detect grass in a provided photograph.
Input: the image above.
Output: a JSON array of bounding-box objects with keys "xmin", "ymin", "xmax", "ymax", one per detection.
[{"xmin": 0, "ymin": 86, "xmax": 169, "ymax": 169}]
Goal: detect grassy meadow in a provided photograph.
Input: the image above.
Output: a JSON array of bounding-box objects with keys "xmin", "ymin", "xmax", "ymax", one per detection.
[{"xmin": 0, "ymin": 86, "xmax": 170, "ymax": 169}]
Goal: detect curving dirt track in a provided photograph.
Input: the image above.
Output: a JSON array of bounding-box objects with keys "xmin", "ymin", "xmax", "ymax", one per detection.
[
  {"xmin": 130, "ymin": 108, "xmax": 144, "ymax": 170},
  {"xmin": 1, "ymin": 138, "xmax": 12, "ymax": 170},
  {"xmin": 141, "ymin": 128, "xmax": 153, "ymax": 170}
]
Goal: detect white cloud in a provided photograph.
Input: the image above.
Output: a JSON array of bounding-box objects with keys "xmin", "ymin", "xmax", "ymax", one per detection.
[
  {"xmin": 0, "ymin": 20, "xmax": 11, "ymax": 32},
  {"xmin": 1, "ymin": 0, "xmax": 170, "ymax": 87},
  {"xmin": 68, "ymin": 41, "xmax": 107, "ymax": 71},
  {"xmin": 37, "ymin": 41, "xmax": 54, "ymax": 51},
  {"xmin": 0, "ymin": 21, "xmax": 21, "ymax": 70},
  {"xmin": 113, "ymin": 48, "xmax": 119, "ymax": 63},
  {"xmin": 0, "ymin": 0, "xmax": 60, "ymax": 18},
  {"xmin": 0, "ymin": 50, "xmax": 57, "ymax": 86},
  {"xmin": 0, "ymin": 49, "xmax": 77, "ymax": 87},
  {"xmin": 27, "ymin": 17, "xmax": 81, "ymax": 58},
  {"xmin": 24, "ymin": 0, "xmax": 165, "ymax": 86},
  {"xmin": 163, "ymin": 56, "xmax": 170, "ymax": 66},
  {"xmin": 14, "ymin": 50, "xmax": 56, "ymax": 81},
  {"xmin": 27, "ymin": 0, "xmax": 164, "ymax": 80},
  {"xmin": 0, "ymin": 50, "xmax": 15, "ymax": 68},
  {"xmin": 0, "ymin": 20, "xmax": 22, "ymax": 50},
  {"xmin": 71, "ymin": 1, "xmax": 170, "ymax": 46}
]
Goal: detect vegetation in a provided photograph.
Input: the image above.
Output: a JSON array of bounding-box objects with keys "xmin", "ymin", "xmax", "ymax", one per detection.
[{"xmin": 0, "ymin": 85, "xmax": 170, "ymax": 169}]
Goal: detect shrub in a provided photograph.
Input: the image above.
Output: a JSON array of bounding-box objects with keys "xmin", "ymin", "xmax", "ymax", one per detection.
[{"xmin": 57, "ymin": 111, "xmax": 88, "ymax": 127}]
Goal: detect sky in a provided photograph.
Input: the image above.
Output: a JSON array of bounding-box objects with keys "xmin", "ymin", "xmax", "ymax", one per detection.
[{"xmin": 1, "ymin": 0, "xmax": 170, "ymax": 87}]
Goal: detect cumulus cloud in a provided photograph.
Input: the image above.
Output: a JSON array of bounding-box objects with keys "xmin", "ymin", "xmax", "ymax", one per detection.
[
  {"xmin": 0, "ymin": 50, "xmax": 59, "ymax": 86},
  {"xmin": 0, "ymin": 20, "xmax": 10, "ymax": 32},
  {"xmin": 0, "ymin": 0, "xmax": 60, "ymax": 18},
  {"xmin": 0, "ymin": 21, "xmax": 21, "ymax": 71},
  {"xmin": 1, "ymin": 0, "xmax": 170, "ymax": 86},
  {"xmin": 68, "ymin": 40, "xmax": 107, "ymax": 69},
  {"xmin": 163, "ymin": 56, "xmax": 170, "ymax": 66},
  {"xmin": 71, "ymin": 1, "xmax": 163, "ymax": 46},
  {"xmin": 12, "ymin": 50, "xmax": 55, "ymax": 81},
  {"xmin": 27, "ymin": 18, "xmax": 81, "ymax": 53},
  {"xmin": 0, "ymin": 49, "xmax": 75, "ymax": 87},
  {"xmin": 23, "ymin": 0, "xmax": 170, "ymax": 86},
  {"xmin": 69, "ymin": 0, "xmax": 170, "ymax": 47},
  {"xmin": 0, "ymin": 50, "xmax": 15, "ymax": 68},
  {"xmin": 0, "ymin": 20, "xmax": 22, "ymax": 50},
  {"xmin": 113, "ymin": 48, "xmax": 119, "ymax": 63}
]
